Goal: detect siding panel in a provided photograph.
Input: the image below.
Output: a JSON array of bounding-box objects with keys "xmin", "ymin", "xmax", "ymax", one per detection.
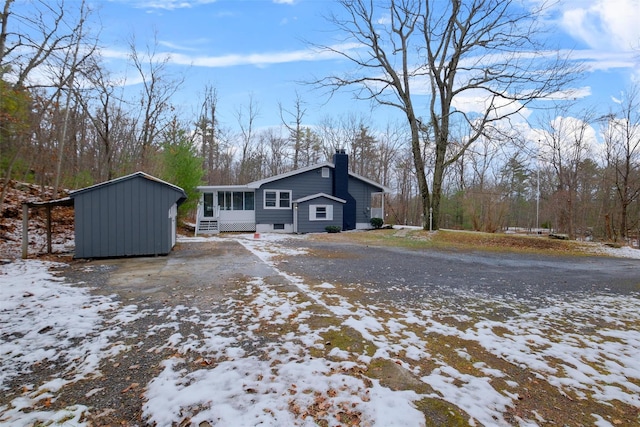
[
  {"xmin": 349, "ymin": 177, "xmax": 375, "ymax": 224},
  {"xmin": 71, "ymin": 173, "xmax": 185, "ymax": 258},
  {"xmin": 256, "ymin": 167, "xmax": 333, "ymax": 226},
  {"xmin": 108, "ymin": 185, "xmax": 118, "ymax": 256}
]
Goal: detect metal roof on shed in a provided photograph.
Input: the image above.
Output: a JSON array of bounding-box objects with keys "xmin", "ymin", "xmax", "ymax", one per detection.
[{"xmin": 70, "ymin": 171, "xmax": 187, "ymax": 203}]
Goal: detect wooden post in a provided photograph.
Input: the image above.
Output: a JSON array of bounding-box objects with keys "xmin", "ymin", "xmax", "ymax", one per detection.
[
  {"xmin": 46, "ymin": 205, "xmax": 52, "ymax": 254},
  {"xmin": 22, "ymin": 204, "xmax": 29, "ymax": 259}
]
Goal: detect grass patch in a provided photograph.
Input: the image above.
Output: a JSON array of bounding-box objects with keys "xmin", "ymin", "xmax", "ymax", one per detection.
[
  {"xmin": 415, "ymin": 398, "xmax": 472, "ymax": 427},
  {"xmin": 320, "ymin": 326, "xmax": 376, "ymax": 357},
  {"xmin": 312, "ymin": 228, "xmax": 595, "ymax": 256},
  {"xmin": 366, "ymin": 358, "xmax": 433, "ymax": 394}
]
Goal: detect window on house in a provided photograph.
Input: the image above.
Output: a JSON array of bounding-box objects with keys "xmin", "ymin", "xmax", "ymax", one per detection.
[
  {"xmin": 310, "ymin": 204, "xmax": 333, "ymax": 221},
  {"xmin": 264, "ymin": 190, "xmax": 291, "ymax": 209},
  {"xmin": 265, "ymin": 191, "xmax": 277, "ymax": 208},
  {"xmin": 216, "ymin": 191, "xmax": 255, "ymax": 211},
  {"xmin": 245, "ymin": 192, "xmax": 255, "ymax": 210},
  {"xmin": 321, "ymin": 167, "xmax": 330, "ymax": 178},
  {"xmin": 218, "ymin": 191, "xmax": 231, "ymax": 210},
  {"xmin": 279, "ymin": 191, "xmax": 290, "ymax": 208},
  {"xmin": 233, "ymin": 192, "xmax": 244, "ymax": 210},
  {"xmin": 273, "ymin": 224, "xmax": 285, "ymax": 230}
]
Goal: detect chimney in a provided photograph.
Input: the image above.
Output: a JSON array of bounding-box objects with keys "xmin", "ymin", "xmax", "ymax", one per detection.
[{"xmin": 332, "ymin": 149, "xmax": 356, "ymax": 230}]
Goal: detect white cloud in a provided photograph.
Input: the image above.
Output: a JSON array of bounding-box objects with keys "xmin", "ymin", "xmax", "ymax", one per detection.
[
  {"xmin": 562, "ymin": 48, "xmax": 638, "ymax": 72},
  {"xmin": 273, "ymin": 0, "xmax": 296, "ymax": 4},
  {"xmin": 557, "ymin": 0, "xmax": 640, "ymax": 51},
  {"xmin": 98, "ymin": 39, "xmax": 362, "ymax": 70},
  {"xmin": 165, "ymin": 43, "xmax": 361, "ymax": 68},
  {"xmin": 450, "ymin": 89, "xmax": 531, "ymax": 121},
  {"xmin": 542, "ymin": 86, "xmax": 592, "ymax": 101},
  {"xmin": 123, "ymin": 0, "xmax": 218, "ymax": 10},
  {"xmin": 158, "ymin": 40, "xmax": 199, "ymax": 52}
]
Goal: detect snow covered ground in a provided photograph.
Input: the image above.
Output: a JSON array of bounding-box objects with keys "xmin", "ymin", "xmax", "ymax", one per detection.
[
  {"xmin": 585, "ymin": 243, "xmax": 640, "ymax": 259},
  {"xmin": 1, "ymin": 233, "xmax": 639, "ymax": 426}
]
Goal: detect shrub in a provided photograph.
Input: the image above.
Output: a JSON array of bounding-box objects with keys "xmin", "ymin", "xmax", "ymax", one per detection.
[
  {"xmin": 325, "ymin": 225, "xmax": 341, "ymax": 233},
  {"xmin": 370, "ymin": 217, "xmax": 384, "ymax": 229}
]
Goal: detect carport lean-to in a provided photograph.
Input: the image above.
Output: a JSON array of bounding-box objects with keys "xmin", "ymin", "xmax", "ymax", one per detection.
[{"xmin": 21, "ymin": 197, "xmax": 74, "ymax": 259}]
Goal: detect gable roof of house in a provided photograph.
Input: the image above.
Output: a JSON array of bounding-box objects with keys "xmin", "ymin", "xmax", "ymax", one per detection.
[
  {"xmin": 294, "ymin": 193, "xmax": 347, "ymax": 204},
  {"xmin": 70, "ymin": 171, "xmax": 187, "ymax": 204},
  {"xmin": 246, "ymin": 162, "xmax": 391, "ymax": 192}
]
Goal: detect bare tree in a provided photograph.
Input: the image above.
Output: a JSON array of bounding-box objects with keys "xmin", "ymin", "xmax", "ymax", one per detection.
[
  {"xmin": 128, "ymin": 33, "xmax": 184, "ymax": 169},
  {"xmin": 602, "ymin": 86, "xmax": 640, "ymax": 241},
  {"xmin": 391, "ymin": 147, "xmax": 419, "ymax": 225},
  {"xmin": 317, "ymin": 0, "xmax": 580, "ymax": 229},
  {"xmin": 463, "ymin": 133, "xmax": 504, "ymax": 231},
  {"xmin": 279, "ymin": 92, "xmax": 306, "ymax": 170},
  {"xmin": 235, "ymin": 95, "xmax": 259, "ymax": 183},
  {"xmin": 0, "ymin": 79, "xmax": 30, "ymax": 210},
  {"xmin": 1, "ymin": 0, "xmax": 81, "ymax": 86},
  {"xmin": 51, "ymin": 0, "xmax": 93, "ymax": 197},
  {"xmin": 375, "ymin": 121, "xmax": 406, "ymax": 187},
  {"xmin": 74, "ymin": 55, "xmax": 132, "ymax": 182},
  {"xmin": 260, "ymin": 128, "xmax": 288, "ymax": 176},
  {"xmin": 196, "ymin": 85, "xmax": 220, "ymax": 184},
  {"xmin": 0, "ymin": 0, "xmax": 97, "ymax": 207},
  {"xmin": 539, "ymin": 107, "xmax": 595, "ymax": 239},
  {"xmin": 0, "ymin": 0, "xmax": 12, "ymax": 72}
]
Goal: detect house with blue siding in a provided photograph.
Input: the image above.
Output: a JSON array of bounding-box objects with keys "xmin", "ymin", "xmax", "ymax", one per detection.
[{"xmin": 196, "ymin": 150, "xmax": 389, "ymax": 234}]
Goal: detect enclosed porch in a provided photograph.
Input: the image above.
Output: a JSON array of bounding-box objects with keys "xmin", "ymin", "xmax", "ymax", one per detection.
[{"xmin": 196, "ymin": 186, "xmax": 256, "ymax": 234}]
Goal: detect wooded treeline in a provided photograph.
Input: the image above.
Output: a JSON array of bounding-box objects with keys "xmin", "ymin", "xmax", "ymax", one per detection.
[{"xmin": 1, "ymin": 0, "xmax": 638, "ymax": 243}]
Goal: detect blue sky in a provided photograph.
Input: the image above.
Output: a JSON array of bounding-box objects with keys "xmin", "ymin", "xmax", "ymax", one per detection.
[
  {"xmin": 97, "ymin": 0, "xmax": 355, "ymax": 129},
  {"xmin": 17, "ymin": 0, "xmax": 640, "ymax": 133}
]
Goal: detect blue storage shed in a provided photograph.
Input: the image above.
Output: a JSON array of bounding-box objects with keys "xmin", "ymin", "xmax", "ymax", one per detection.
[{"xmin": 70, "ymin": 172, "xmax": 186, "ymax": 258}]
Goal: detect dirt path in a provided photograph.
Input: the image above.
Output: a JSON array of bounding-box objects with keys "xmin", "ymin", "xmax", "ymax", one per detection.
[
  {"xmin": 87, "ymin": 240, "xmax": 283, "ymax": 307},
  {"xmin": 2, "ymin": 240, "xmax": 292, "ymax": 426}
]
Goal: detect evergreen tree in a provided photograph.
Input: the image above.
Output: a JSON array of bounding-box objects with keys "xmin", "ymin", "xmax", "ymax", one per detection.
[{"xmin": 160, "ymin": 122, "xmax": 204, "ymax": 219}]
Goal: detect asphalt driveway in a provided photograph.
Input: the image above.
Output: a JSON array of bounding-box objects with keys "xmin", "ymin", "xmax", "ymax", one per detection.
[{"xmin": 275, "ymin": 238, "xmax": 640, "ymax": 306}]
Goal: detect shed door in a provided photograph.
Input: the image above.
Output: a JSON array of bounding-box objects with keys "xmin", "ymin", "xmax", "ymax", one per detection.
[{"xmin": 169, "ymin": 203, "xmax": 177, "ymax": 247}]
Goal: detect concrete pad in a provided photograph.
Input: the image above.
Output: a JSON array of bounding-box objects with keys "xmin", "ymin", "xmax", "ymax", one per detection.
[{"xmin": 81, "ymin": 239, "xmax": 285, "ymax": 307}]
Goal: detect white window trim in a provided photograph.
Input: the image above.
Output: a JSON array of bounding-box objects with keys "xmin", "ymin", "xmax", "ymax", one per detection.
[
  {"xmin": 263, "ymin": 189, "xmax": 292, "ymax": 210},
  {"xmin": 321, "ymin": 167, "xmax": 330, "ymax": 178},
  {"xmin": 310, "ymin": 204, "xmax": 333, "ymax": 221}
]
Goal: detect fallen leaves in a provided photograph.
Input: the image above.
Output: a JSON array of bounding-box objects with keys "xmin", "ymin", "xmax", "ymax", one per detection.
[
  {"xmin": 287, "ymin": 388, "xmax": 366, "ymax": 426},
  {"xmin": 193, "ymin": 357, "xmax": 211, "ymax": 366},
  {"xmin": 121, "ymin": 383, "xmax": 139, "ymax": 393}
]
